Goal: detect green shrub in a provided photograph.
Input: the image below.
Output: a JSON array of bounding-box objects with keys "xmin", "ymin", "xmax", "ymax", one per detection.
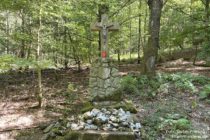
[
  {"xmin": 168, "ymin": 73, "xmax": 196, "ymax": 92},
  {"xmin": 67, "ymin": 82, "xmax": 75, "ymax": 93},
  {"xmin": 120, "ymin": 76, "xmax": 139, "ymax": 94},
  {"xmin": 199, "ymin": 84, "xmax": 210, "ymax": 100},
  {"xmin": 174, "ymin": 118, "xmax": 191, "ymax": 130},
  {"xmin": 120, "ymin": 72, "xmax": 209, "ymax": 97}
]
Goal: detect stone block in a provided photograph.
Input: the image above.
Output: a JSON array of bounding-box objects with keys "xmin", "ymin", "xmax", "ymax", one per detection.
[
  {"xmin": 89, "ymin": 62, "xmax": 121, "ymax": 101},
  {"xmin": 61, "ymin": 131, "xmax": 136, "ymax": 140}
]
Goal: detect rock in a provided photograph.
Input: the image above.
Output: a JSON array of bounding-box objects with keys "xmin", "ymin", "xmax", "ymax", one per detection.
[
  {"xmin": 43, "ymin": 124, "xmax": 54, "ymax": 133},
  {"xmin": 121, "ymin": 121, "xmax": 129, "ymax": 127},
  {"xmin": 54, "ymin": 122, "xmax": 61, "ymax": 128},
  {"xmin": 67, "ymin": 116, "xmax": 75, "ymax": 122},
  {"xmin": 112, "ymin": 128, "xmax": 118, "ymax": 131},
  {"xmin": 126, "ymin": 111, "xmax": 131, "ymax": 116},
  {"xmin": 39, "ymin": 123, "xmax": 52, "ymax": 130},
  {"xmin": 110, "ymin": 122, "xmax": 119, "ymax": 128},
  {"xmin": 95, "ymin": 112, "xmax": 108, "ymax": 124},
  {"xmin": 79, "ymin": 121, "xmax": 85, "ymax": 126},
  {"xmin": 101, "ymin": 108, "xmax": 107, "ymax": 112},
  {"xmin": 129, "ymin": 123, "xmax": 135, "ymax": 130},
  {"xmin": 103, "ymin": 124, "xmax": 113, "ymax": 131},
  {"xmin": 118, "ymin": 108, "xmax": 125, "ymax": 115},
  {"xmin": 134, "ymin": 130, "xmax": 141, "ymax": 139},
  {"xmin": 71, "ymin": 123, "xmax": 79, "ymax": 131},
  {"xmin": 135, "ymin": 123, "xmax": 141, "ymax": 129},
  {"xmin": 86, "ymin": 119, "xmax": 93, "ymax": 124},
  {"xmin": 41, "ymin": 133, "xmax": 50, "ymax": 140},
  {"xmin": 66, "ymin": 122, "xmax": 71, "ymax": 128},
  {"xmin": 109, "ymin": 115, "xmax": 117, "ymax": 123},
  {"xmin": 49, "ymin": 132, "xmax": 56, "ymax": 138},
  {"xmin": 83, "ymin": 111, "xmax": 93, "ymax": 120},
  {"xmin": 91, "ymin": 108, "xmax": 100, "ymax": 116},
  {"xmin": 66, "ymin": 107, "xmax": 142, "ymax": 133},
  {"xmin": 84, "ymin": 124, "xmax": 98, "ymax": 130},
  {"xmin": 113, "ymin": 101, "xmax": 138, "ymax": 113},
  {"xmin": 119, "ymin": 115, "xmax": 128, "ymax": 122},
  {"xmin": 105, "ymin": 110, "xmax": 111, "ymax": 115},
  {"xmin": 78, "ymin": 125, "xmax": 84, "ymax": 130}
]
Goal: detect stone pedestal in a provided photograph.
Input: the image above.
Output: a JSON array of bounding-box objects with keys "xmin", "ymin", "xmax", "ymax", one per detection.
[
  {"xmin": 63, "ymin": 131, "xmax": 136, "ymax": 140},
  {"xmin": 89, "ymin": 61, "xmax": 121, "ymax": 101}
]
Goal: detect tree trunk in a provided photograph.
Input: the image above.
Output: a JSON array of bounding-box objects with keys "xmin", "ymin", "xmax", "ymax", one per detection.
[
  {"xmin": 142, "ymin": 0, "xmax": 163, "ymax": 76},
  {"xmin": 27, "ymin": 17, "xmax": 32, "ymax": 59},
  {"xmin": 205, "ymin": 0, "xmax": 209, "ymax": 23},
  {"xmin": 63, "ymin": 17, "xmax": 68, "ymax": 69},
  {"xmin": 5, "ymin": 11, "xmax": 9, "ymax": 54},
  {"xmin": 37, "ymin": 0, "xmax": 43, "ymax": 108},
  {"xmin": 117, "ymin": 49, "xmax": 121, "ymax": 64},
  {"xmin": 143, "ymin": 3, "xmax": 148, "ymax": 52},
  {"xmin": 129, "ymin": 5, "xmax": 132, "ymax": 60},
  {"xmin": 20, "ymin": 9, "xmax": 26, "ymax": 58},
  {"xmin": 205, "ymin": 0, "xmax": 209, "ymax": 40},
  {"xmin": 137, "ymin": 0, "xmax": 142, "ymax": 64}
]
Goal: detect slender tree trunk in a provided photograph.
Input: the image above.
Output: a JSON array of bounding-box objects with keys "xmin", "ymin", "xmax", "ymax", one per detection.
[
  {"xmin": 117, "ymin": 49, "xmax": 121, "ymax": 64},
  {"xmin": 142, "ymin": 0, "xmax": 163, "ymax": 76},
  {"xmin": 205, "ymin": 0, "xmax": 209, "ymax": 40},
  {"xmin": 191, "ymin": 0, "xmax": 197, "ymax": 65},
  {"xmin": 137, "ymin": 0, "xmax": 142, "ymax": 64},
  {"xmin": 88, "ymin": 33, "xmax": 92, "ymax": 64},
  {"xmin": 27, "ymin": 17, "xmax": 32, "ymax": 59},
  {"xmin": 37, "ymin": 0, "xmax": 43, "ymax": 108},
  {"xmin": 88, "ymin": 14, "xmax": 93, "ymax": 64},
  {"xmin": 5, "ymin": 11, "xmax": 9, "ymax": 54},
  {"xmin": 193, "ymin": 45, "xmax": 198, "ymax": 65},
  {"xmin": 129, "ymin": 5, "xmax": 132, "ymax": 60},
  {"xmin": 143, "ymin": 4, "xmax": 148, "ymax": 51},
  {"xmin": 63, "ymin": 17, "xmax": 68, "ymax": 69},
  {"xmin": 205, "ymin": 0, "xmax": 209, "ymax": 23},
  {"xmin": 205, "ymin": 0, "xmax": 210, "ymax": 65},
  {"xmin": 20, "ymin": 9, "xmax": 26, "ymax": 58}
]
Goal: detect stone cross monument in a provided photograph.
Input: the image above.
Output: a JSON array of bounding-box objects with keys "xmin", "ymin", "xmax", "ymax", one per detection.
[
  {"xmin": 89, "ymin": 13, "xmax": 121, "ymax": 101},
  {"xmin": 91, "ymin": 14, "xmax": 119, "ymax": 62}
]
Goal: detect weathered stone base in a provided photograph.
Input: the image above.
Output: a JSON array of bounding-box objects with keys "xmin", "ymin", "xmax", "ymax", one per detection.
[
  {"xmin": 58, "ymin": 131, "xmax": 136, "ymax": 140},
  {"xmin": 89, "ymin": 61, "xmax": 121, "ymax": 101}
]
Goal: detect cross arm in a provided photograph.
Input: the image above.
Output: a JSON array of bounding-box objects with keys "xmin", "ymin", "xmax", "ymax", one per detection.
[
  {"xmin": 107, "ymin": 22, "xmax": 120, "ymax": 31},
  {"xmin": 90, "ymin": 22, "xmax": 101, "ymax": 31}
]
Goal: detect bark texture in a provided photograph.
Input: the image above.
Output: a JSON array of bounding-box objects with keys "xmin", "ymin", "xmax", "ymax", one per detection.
[{"xmin": 143, "ymin": 0, "xmax": 163, "ymax": 76}]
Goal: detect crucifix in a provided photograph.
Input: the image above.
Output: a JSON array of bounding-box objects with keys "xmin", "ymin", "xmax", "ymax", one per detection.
[{"xmin": 91, "ymin": 14, "xmax": 119, "ymax": 62}]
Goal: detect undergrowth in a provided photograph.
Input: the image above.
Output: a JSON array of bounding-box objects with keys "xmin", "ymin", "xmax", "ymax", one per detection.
[{"xmin": 120, "ymin": 72, "xmax": 210, "ymax": 98}]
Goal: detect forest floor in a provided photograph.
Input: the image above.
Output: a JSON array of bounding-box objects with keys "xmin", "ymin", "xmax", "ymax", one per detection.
[{"xmin": 0, "ymin": 59, "xmax": 210, "ymax": 140}]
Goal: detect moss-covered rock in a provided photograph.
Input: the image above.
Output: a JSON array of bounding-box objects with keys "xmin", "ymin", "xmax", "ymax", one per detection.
[
  {"xmin": 92, "ymin": 89, "xmax": 123, "ymax": 102},
  {"xmin": 59, "ymin": 131, "xmax": 135, "ymax": 140},
  {"xmin": 62, "ymin": 131, "xmax": 82, "ymax": 140},
  {"xmin": 105, "ymin": 134, "xmax": 135, "ymax": 140},
  {"xmin": 82, "ymin": 132, "xmax": 102, "ymax": 140},
  {"xmin": 54, "ymin": 136, "xmax": 65, "ymax": 140},
  {"xmin": 81, "ymin": 100, "xmax": 137, "ymax": 114},
  {"xmin": 112, "ymin": 100, "xmax": 137, "ymax": 113}
]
